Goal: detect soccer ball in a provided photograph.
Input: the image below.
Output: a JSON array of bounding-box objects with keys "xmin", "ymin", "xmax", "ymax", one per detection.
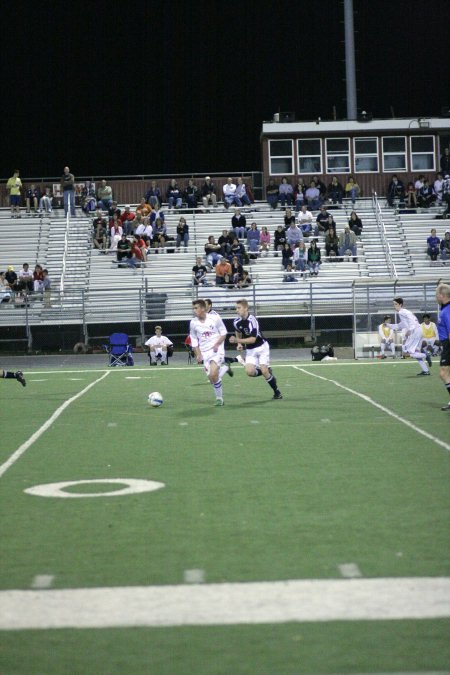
[{"xmin": 148, "ymin": 391, "xmax": 163, "ymax": 407}]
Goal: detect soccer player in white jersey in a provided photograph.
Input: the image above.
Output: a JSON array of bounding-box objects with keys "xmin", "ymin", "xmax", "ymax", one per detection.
[
  {"xmin": 389, "ymin": 297, "xmax": 432, "ymax": 376},
  {"xmin": 189, "ymin": 299, "xmax": 227, "ymax": 406}
]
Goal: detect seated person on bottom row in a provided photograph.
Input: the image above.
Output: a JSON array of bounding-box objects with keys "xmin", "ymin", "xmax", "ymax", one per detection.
[
  {"xmin": 378, "ymin": 316, "xmax": 396, "ymax": 358},
  {"xmin": 18, "ymin": 263, "xmax": 34, "ymax": 293},
  {"xmin": 145, "ymin": 326, "xmax": 173, "ymax": 365}
]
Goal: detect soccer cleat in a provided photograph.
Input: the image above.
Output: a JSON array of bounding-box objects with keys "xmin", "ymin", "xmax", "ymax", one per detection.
[
  {"xmin": 236, "ymin": 355, "xmax": 245, "ymax": 366},
  {"xmin": 226, "ymin": 363, "xmax": 234, "ymax": 377},
  {"xmin": 425, "ymin": 352, "xmax": 432, "ymax": 368},
  {"xmin": 15, "ymin": 371, "xmax": 26, "ymax": 387},
  {"xmin": 273, "ymin": 391, "xmax": 283, "ymax": 399},
  {"xmin": 215, "ymin": 398, "xmax": 224, "ymax": 406},
  {"xmin": 441, "ymin": 403, "xmax": 450, "ymax": 411},
  {"xmin": 416, "ymin": 371, "xmax": 430, "ymax": 376}
]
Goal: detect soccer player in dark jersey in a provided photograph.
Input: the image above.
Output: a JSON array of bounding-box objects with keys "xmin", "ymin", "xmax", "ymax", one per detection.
[
  {"xmin": 229, "ymin": 298, "xmax": 282, "ymax": 399},
  {"xmin": 436, "ymin": 283, "xmax": 450, "ymax": 411},
  {"xmin": 2, "ymin": 369, "xmax": 26, "ymax": 386}
]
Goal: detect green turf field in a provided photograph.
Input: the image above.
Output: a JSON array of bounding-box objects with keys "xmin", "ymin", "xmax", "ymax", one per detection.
[{"xmin": 0, "ymin": 358, "xmax": 449, "ymax": 674}]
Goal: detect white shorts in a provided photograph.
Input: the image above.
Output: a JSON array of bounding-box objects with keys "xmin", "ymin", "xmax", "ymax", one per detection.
[
  {"xmin": 245, "ymin": 341, "xmax": 270, "ymax": 367},
  {"xmin": 422, "ymin": 337, "xmax": 437, "ymax": 347},
  {"xmin": 202, "ymin": 347, "xmax": 225, "ymax": 375},
  {"xmin": 403, "ymin": 326, "xmax": 424, "ymax": 355}
]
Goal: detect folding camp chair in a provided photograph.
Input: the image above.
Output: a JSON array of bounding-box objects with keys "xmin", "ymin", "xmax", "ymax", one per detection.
[
  {"xmin": 184, "ymin": 335, "xmax": 195, "ymax": 364},
  {"xmin": 104, "ymin": 332, "xmax": 134, "ymax": 366}
]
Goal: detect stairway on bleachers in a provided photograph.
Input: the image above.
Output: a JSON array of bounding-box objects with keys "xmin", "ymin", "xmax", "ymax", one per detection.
[{"xmin": 395, "ymin": 207, "xmax": 449, "ymax": 277}]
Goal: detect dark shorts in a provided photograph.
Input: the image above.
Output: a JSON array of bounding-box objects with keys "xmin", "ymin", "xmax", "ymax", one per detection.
[
  {"xmin": 440, "ymin": 340, "xmax": 450, "ymax": 367},
  {"xmin": 10, "ymin": 195, "xmax": 20, "ymax": 206}
]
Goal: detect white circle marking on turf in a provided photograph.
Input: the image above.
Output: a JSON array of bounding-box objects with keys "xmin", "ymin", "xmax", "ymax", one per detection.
[{"xmin": 24, "ymin": 478, "xmax": 165, "ymax": 499}]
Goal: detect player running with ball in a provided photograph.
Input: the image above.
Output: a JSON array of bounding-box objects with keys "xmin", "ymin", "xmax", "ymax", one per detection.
[
  {"xmin": 189, "ymin": 299, "xmax": 228, "ymax": 406},
  {"xmin": 229, "ymin": 299, "xmax": 283, "ymax": 400}
]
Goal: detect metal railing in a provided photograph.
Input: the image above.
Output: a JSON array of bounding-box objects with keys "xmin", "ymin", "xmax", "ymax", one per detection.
[{"xmin": 372, "ymin": 192, "xmax": 398, "ymax": 278}]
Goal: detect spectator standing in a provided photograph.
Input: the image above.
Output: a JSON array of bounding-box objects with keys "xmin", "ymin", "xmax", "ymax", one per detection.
[
  {"xmin": 201, "ymin": 177, "xmax": 217, "ymax": 210},
  {"xmin": 278, "ymin": 177, "xmax": 293, "ymax": 207},
  {"xmin": 442, "ymin": 174, "xmax": 450, "ymax": 212},
  {"xmin": 97, "ymin": 180, "xmax": 113, "ymax": 210},
  {"xmin": 176, "ymin": 217, "xmax": 189, "ymax": 251},
  {"xmin": 6, "ymin": 170, "xmax": 22, "ymax": 218},
  {"xmin": 61, "ymin": 166, "xmax": 76, "ymax": 217}
]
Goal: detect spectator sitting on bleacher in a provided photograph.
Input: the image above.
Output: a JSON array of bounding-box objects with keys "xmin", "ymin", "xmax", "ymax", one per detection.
[
  {"xmin": 283, "ymin": 263, "xmax": 297, "ymax": 282},
  {"xmin": 348, "ymin": 211, "xmax": 363, "ymax": 236},
  {"xmin": 278, "ymin": 177, "xmax": 293, "ymax": 207},
  {"xmin": 26, "ymin": 184, "xmax": 40, "ymax": 215},
  {"xmin": 33, "ymin": 264, "xmax": 44, "ymax": 291},
  {"xmin": 378, "ymin": 315, "xmax": 396, "ymax": 358},
  {"xmin": 131, "ymin": 235, "xmax": 146, "ymax": 264},
  {"xmin": 276, "ymin": 177, "xmax": 293, "ymax": 209},
  {"xmin": 80, "ymin": 183, "xmax": 97, "ymax": 214},
  {"xmin": 345, "ymin": 176, "xmax": 360, "ymax": 205},
  {"xmin": 119, "ymin": 205, "xmax": 136, "ymax": 235},
  {"xmin": 418, "ymin": 179, "xmax": 436, "ymax": 208},
  {"xmin": 231, "ymin": 209, "xmax": 246, "ymax": 238},
  {"xmin": 184, "ymin": 179, "xmax": 199, "ymax": 210},
  {"xmin": 117, "ymin": 234, "xmax": 132, "ymax": 264},
  {"xmin": 176, "ymin": 217, "xmax": 189, "ymax": 251},
  {"xmin": 259, "ymin": 226, "xmax": 271, "ymax": 257},
  {"xmin": 109, "ymin": 218, "xmax": 123, "ymax": 253},
  {"xmin": 281, "ymin": 242, "xmax": 293, "ymax": 270},
  {"xmin": 339, "ymin": 226, "xmax": 357, "ymax": 262},
  {"xmin": 305, "ymin": 180, "xmax": 321, "ymax": 211},
  {"xmin": 135, "ymin": 216, "xmax": 153, "ymax": 239},
  {"xmin": 145, "ymin": 180, "xmax": 161, "ymax": 209},
  {"xmin": 152, "ymin": 218, "xmax": 167, "ymax": 252},
  {"xmin": 192, "ymin": 257, "xmax": 209, "ymax": 286},
  {"xmin": 442, "ymin": 175, "xmax": 450, "ymax": 211},
  {"xmin": 236, "ymin": 269, "xmax": 252, "ymax": 288},
  {"xmin": 236, "ymin": 177, "xmax": 252, "ymax": 206},
  {"xmin": 293, "ymin": 241, "xmax": 307, "ymax": 276},
  {"xmin": 223, "ymin": 177, "xmax": 239, "ymax": 209},
  {"xmin": 201, "ymin": 176, "xmax": 217, "ymax": 210},
  {"xmin": 93, "ymin": 216, "xmax": 108, "ymax": 251},
  {"xmin": 266, "ymin": 178, "xmax": 279, "ymax": 209},
  {"xmin": 440, "ymin": 147, "xmax": 450, "ymax": 175},
  {"xmin": 440, "ymin": 230, "xmax": 450, "ymax": 260},
  {"xmin": 294, "ymin": 179, "xmax": 306, "ymax": 211},
  {"xmin": 215, "ymin": 256, "xmax": 232, "ymax": 286},
  {"xmin": 313, "ymin": 176, "xmax": 327, "ymax": 200},
  {"xmin": 108, "ymin": 201, "xmax": 121, "ymax": 220},
  {"xmin": 284, "ymin": 208, "xmax": 295, "ymax": 229},
  {"xmin": 414, "ymin": 174, "xmax": 425, "ymax": 194},
  {"xmin": 405, "ymin": 181, "xmax": 417, "ymax": 208},
  {"xmin": 167, "ymin": 179, "xmax": 182, "ymax": 210},
  {"xmin": 149, "ymin": 207, "xmax": 164, "ymax": 227},
  {"xmin": 136, "ymin": 198, "xmax": 152, "ymax": 217},
  {"xmin": 18, "ymin": 263, "xmax": 34, "ymax": 293},
  {"xmin": 133, "ymin": 214, "xmax": 144, "ymax": 233},
  {"xmin": 325, "ymin": 226, "xmax": 340, "ymax": 260},
  {"xmin": 274, "ymin": 225, "xmax": 287, "ymax": 256},
  {"xmin": 427, "ymin": 228, "xmax": 440, "ymax": 261},
  {"xmin": 218, "ymin": 229, "xmax": 233, "ymax": 256},
  {"xmin": 328, "ymin": 176, "xmax": 344, "ymax": 205},
  {"xmin": 315, "ymin": 205, "xmax": 332, "ymax": 234},
  {"xmin": 297, "ymin": 205, "xmax": 313, "ymax": 238},
  {"xmin": 5, "ymin": 266, "xmax": 19, "ymax": 292},
  {"xmin": 434, "ymin": 173, "xmax": 444, "ymax": 204},
  {"xmin": 307, "ymin": 239, "xmax": 321, "ymax": 276},
  {"xmin": 205, "ymin": 235, "xmax": 221, "ymax": 267},
  {"xmin": 387, "ymin": 175, "xmax": 405, "ymax": 206},
  {"xmin": 230, "ymin": 238, "xmax": 248, "ymax": 264},
  {"xmin": 247, "ymin": 222, "xmax": 260, "ymax": 258},
  {"xmin": 39, "ymin": 186, "xmax": 53, "ymax": 215},
  {"xmin": 97, "ymin": 180, "xmax": 113, "ymax": 210},
  {"xmin": 230, "ymin": 256, "xmax": 244, "ymax": 285},
  {"xmin": 0, "ymin": 272, "xmax": 12, "ymax": 303}
]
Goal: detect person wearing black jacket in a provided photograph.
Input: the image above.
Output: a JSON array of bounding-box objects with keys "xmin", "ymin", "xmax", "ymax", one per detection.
[
  {"xmin": 274, "ymin": 225, "xmax": 287, "ymax": 256},
  {"xmin": 387, "ymin": 175, "xmax": 405, "ymax": 206},
  {"xmin": 348, "ymin": 211, "xmax": 363, "ymax": 236}
]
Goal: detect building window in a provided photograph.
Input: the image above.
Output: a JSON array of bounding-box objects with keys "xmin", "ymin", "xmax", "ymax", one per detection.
[
  {"xmin": 326, "ymin": 138, "xmax": 350, "ymax": 173},
  {"xmin": 410, "ymin": 135, "xmax": 435, "ymax": 171},
  {"xmin": 297, "ymin": 138, "xmax": 322, "ymax": 174},
  {"xmin": 268, "ymin": 140, "xmax": 293, "ymax": 175},
  {"xmin": 354, "ymin": 137, "xmax": 379, "ymax": 173},
  {"xmin": 382, "ymin": 136, "xmax": 407, "ymax": 171}
]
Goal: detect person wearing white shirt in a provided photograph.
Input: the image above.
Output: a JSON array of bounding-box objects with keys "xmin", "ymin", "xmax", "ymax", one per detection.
[
  {"xmin": 297, "ymin": 205, "xmax": 313, "ymax": 236},
  {"xmin": 378, "ymin": 315, "xmax": 396, "ymax": 358},
  {"xmin": 145, "ymin": 326, "xmax": 173, "ymax": 365},
  {"xmin": 189, "ymin": 299, "xmax": 227, "ymax": 405},
  {"xmin": 434, "ymin": 173, "xmax": 444, "ymax": 204},
  {"xmin": 223, "ymin": 178, "xmax": 238, "ymax": 209},
  {"xmin": 389, "ymin": 298, "xmax": 431, "ymax": 375},
  {"xmin": 235, "ymin": 177, "xmax": 251, "ymax": 206}
]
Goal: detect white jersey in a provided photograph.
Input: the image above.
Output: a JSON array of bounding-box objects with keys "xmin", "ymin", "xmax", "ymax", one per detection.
[
  {"xmin": 189, "ymin": 313, "xmax": 227, "ymax": 354},
  {"xmin": 390, "ymin": 307, "xmax": 420, "ymax": 333},
  {"xmin": 145, "ymin": 335, "xmax": 173, "ymax": 348}
]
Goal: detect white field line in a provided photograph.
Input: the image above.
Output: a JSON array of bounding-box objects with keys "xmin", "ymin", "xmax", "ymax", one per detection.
[
  {"xmin": 0, "ymin": 577, "xmax": 448, "ymax": 631},
  {"xmin": 0, "ymin": 371, "xmax": 110, "ymax": 479},
  {"xmin": 294, "ymin": 367, "xmax": 450, "ymax": 452},
  {"xmin": 31, "ymin": 575, "xmax": 54, "ymax": 589},
  {"xmin": 338, "ymin": 563, "xmax": 362, "ymax": 578}
]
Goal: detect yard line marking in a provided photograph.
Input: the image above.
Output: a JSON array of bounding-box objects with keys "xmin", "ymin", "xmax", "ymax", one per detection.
[
  {"xmin": 294, "ymin": 367, "xmax": 450, "ymax": 452},
  {"xmin": 0, "ymin": 577, "xmax": 448, "ymax": 630},
  {"xmin": 0, "ymin": 371, "xmax": 111, "ymax": 479},
  {"xmin": 339, "ymin": 563, "xmax": 362, "ymax": 578},
  {"xmin": 31, "ymin": 575, "xmax": 54, "ymax": 589},
  {"xmin": 184, "ymin": 569, "xmax": 205, "ymax": 584}
]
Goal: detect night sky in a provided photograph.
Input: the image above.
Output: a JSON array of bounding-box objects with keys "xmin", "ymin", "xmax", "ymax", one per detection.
[{"xmin": 3, "ymin": 0, "xmax": 447, "ymax": 179}]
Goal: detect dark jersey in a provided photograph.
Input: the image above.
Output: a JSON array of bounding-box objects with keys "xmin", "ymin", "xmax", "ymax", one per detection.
[{"xmin": 233, "ymin": 313, "xmax": 266, "ymax": 349}]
